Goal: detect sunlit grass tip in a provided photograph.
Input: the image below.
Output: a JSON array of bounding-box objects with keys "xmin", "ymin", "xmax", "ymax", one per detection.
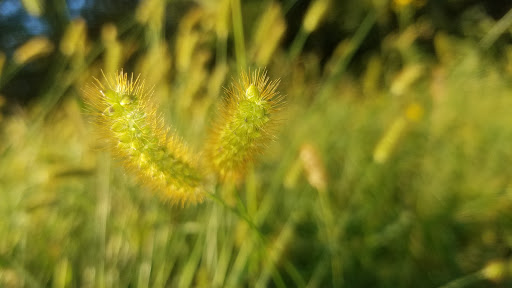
[
  {"xmin": 83, "ymin": 70, "xmax": 205, "ymax": 206},
  {"xmin": 205, "ymin": 68, "xmax": 284, "ymax": 182}
]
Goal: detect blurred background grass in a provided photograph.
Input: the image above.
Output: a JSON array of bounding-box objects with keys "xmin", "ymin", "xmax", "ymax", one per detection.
[{"xmin": 1, "ymin": 0, "xmax": 512, "ymax": 287}]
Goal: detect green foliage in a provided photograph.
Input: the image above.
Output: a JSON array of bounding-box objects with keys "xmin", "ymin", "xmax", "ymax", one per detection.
[{"xmin": 1, "ymin": 0, "xmax": 512, "ymax": 288}]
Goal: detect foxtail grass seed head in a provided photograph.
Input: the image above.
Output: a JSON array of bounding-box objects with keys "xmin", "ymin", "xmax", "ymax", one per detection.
[
  {"xmin": 206, "ymin": 69, "xmax": 284, "ymax": 181},
  {"xmin": 83, "ymin": 70, "xmax": 205, "ymax": 206}
]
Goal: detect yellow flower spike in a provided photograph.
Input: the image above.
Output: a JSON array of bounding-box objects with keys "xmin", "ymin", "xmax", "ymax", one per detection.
[
  {"xmin": 205, "ymin": 69, "xmax": 284, "ymax": 182},
  {"xmin": 83, "ymin": 70, "xmax": 205, "ymax": 206}
]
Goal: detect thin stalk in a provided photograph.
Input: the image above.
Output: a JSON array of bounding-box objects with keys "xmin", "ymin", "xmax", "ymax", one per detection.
[
  {"xmin": 320, "ymin": 11, "xmax": 376, "ymax": 102},
  {"xmin": 481, "ymin": 8, "xmax": 512, "ymax": 49},
  {"xmin": 231, "ymin": 0, "xmax": 246, "ymax": 69},
  {"xmin": 206, "ymin": 192, "xmax": 263, "ymax": 242},
  {"xmin": 288, "ymin": 27, "xmax": 309, "ymax": 61},
  {"xmin": 205, "ymin": 191, "xmax": 289, "ymax": 288}
]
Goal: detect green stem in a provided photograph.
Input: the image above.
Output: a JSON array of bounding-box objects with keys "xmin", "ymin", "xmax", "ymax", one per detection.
[
  {"xmin": 324, "ymin": 11, "xmax": 376, "ymax": 87},
  {"xmin": 205, "ymin": 191, "xmax": 291, "ymax": 288},
  {"xmin": 205, "ymin": 192, "xmax": 263, "ymax": 241},
  {"xmin": 288, "ymin": 27, "xmax": 309, "ymax": 61},
  {"xmin": 231, "ymin": 0, "xmax": 246, "ymax": 69},
  {"xmin": 480, "ymin": 8, "xmax": 512, "ymax": 49}
]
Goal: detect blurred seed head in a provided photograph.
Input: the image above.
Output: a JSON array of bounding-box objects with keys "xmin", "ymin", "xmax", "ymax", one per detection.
[
  {"xmin": 136, "ymin": 42, "xmax": 171, "ymax": 87},
  {"xmin": 0, "ymin": 269, "xmax": 24, "ymax": 288},
  {"xmin": 374, "ymin": 102, "xmax": 424, "ymax": 164},
  {"xmin": 251, "ymin": 2, "xmax": 286, "ymax": 66},
  {"xmin": 21, "ymin": 0, "xmax": 43, "ymax": 16},
  {"xmin": 175, "ymin": 8, "xmax": 209, "ymax": 74},
  {"xmin": 101, "ymin": 23, "xmax": 118, "ymax": 43},
  {"xmin": 405, "ymin": 102, "xmax": 424, "ymax": 123},
  {"xmin": 393, "ymin": 0, "xmax": 413, "ymax": 8},
  {"xmin": 102, "ymin": 23, "xmax": 122, "ymax": 75},
  {"xmin": 393, "ymin": 0, "xmax": 426, "ymax": 10},
  {"xmin": 373, "ymin": 117, "xmax": 407, "ymax": 164},
  {"xmin": 176, "ymin": 50, "xmax": 211, "ymax": 113},
  {"xmin": 0, "ymin": 52, "xmax": 5, "ymax": 80},
  {"xmin": 482, "ymin": 259, "xmax": 512, "ymax": 283},
  {"xmin": 60, "ymin": 18, "xmax": 87, "ymax": 57},
  {"xmin": 300, "ymin": 143, "xmax": 328, "ymax": 193},
  {"xmin": 390, "ymin": 64, "xmax": 424, "ymax": 96},
  {"xmin": 136, "ymin": 0, "xmax": 165, "ymax": 31},
  {"xmin": 303, "ymin": 0, "xmax": 330, "ymax": 33},
  {"xmin": 14, "ymin": 37, "xmax": 54, "ymax": 64},
  {"xmin": 215, "ymin": 0, "xmax": 231, "ymax": 39}
]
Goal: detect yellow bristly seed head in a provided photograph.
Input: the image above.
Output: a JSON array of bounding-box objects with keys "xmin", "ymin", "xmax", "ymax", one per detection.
[
  {"xmin": 206, "ymin": 69, "xmax": 284, "ymax": 182},
  {"xmin": 83, "ymin": 70, "xmax": 205, "ymax": 206}
]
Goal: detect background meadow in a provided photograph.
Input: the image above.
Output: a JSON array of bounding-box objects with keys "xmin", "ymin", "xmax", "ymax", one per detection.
[{"xmin": 1, "ymin": 0, "xmax": 512, "ymax": 287}]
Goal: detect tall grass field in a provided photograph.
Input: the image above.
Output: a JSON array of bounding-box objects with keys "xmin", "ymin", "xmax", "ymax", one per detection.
[{"xmin": 1, "ymin": 0, "xmax": 512, "ymax": 287}]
